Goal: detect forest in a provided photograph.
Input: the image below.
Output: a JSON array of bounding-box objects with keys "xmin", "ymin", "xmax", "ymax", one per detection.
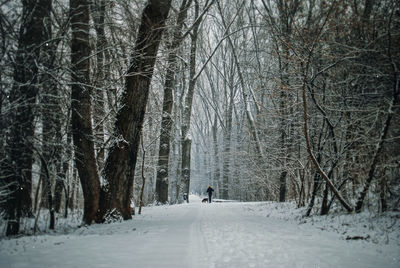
[{"xmin": 0, "ymin": 0, "xmax": 399, "ymax": 238}]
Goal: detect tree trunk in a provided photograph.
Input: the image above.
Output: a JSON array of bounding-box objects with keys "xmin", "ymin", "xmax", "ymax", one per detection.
[
  {"xmin": 1, "ymin": 0, "xmax": 51, "ymax": 236},
  {"xmin": 212, "ymin": 114, "xmax": 221, "ymax": 197},
  {"xmin": 305, "ymin": 171, "xmax": 321, "ymax": 217},
  {"xmin": 277, "ymin": 48, "xmax": 289, "ymax": 203},
  {"xmin": 54, "ymin": 115, "xmax": 71, "ymax": 214},
  {"xmin": 181, "ymin": 137, "xmax": 192, "ymax": 203},
  {"xmin": 179, "ymin": 0, "xmax": 200, "ymax": 204},
  {"xmin": 380, "ymin": 171, "xmax": 387, "ymax": 213},
  {"xmin": 62, "ymin": 118, "xmax": 73, "ymax": 214},
  {"xmin": 320, "ymin": 183, "xmax": 329, "ymax": 215},
  {"xmin": 38, "ymin": 154, "xmax": 55, "ymax": 230},
  {"xmin": 276, "ymin": 0, "xmax": 301, "ymax": 203},
  {"xmin": 70, "ymin": 0, "xmax": 101, "ymax": 224},
  {"xmin": 221, "ymin": 88, "xmax": 233, "ymax": 200},
  {"xmin": 279, "ymin": 171, "xmax": 288, "ymax": 202},
  {"xmin": 53, "ymin": 179, "xmax": 64, "ymax": 213},
  {"xmin": 92, "ymin": 0, "xmax": 106, "ymax": 172},
  {"xmin": 298, "ymin": 169, "xmax": 305, "ymax": 207},
  {"xmin": 139, "ymin": 149, "xmax": 146, "ymax": 214},
  {"xmin": 69, "ymin": 167, "xmax": 78, "ymax": 211},
  {"xmin": 156, "ymin": 0, "xmax": 192, "ymax": 204},
  {"xmin": 101, "ymin": 0, "xmax": 172, "ymax": 219},
  {"xmin": 40, "ymin": 0, "xmax": 64, "ymax": 213},
  {"xmin": 278, "ymin": 91, "xmax": 288, "ymax": 202},
  {"xmin": 173, "ymin": 101, "xmax": 183, "ymax": 203}
]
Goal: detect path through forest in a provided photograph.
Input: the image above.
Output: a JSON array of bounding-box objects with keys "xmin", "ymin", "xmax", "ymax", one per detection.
[{"xmin": 0, "ymin": 195, "xmax": 398, "ymax": 268}]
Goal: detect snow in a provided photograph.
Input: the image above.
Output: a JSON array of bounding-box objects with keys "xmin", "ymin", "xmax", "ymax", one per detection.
[{"xmin": 0, "ymin": 196, "xmax": 399, "ymax": 268}]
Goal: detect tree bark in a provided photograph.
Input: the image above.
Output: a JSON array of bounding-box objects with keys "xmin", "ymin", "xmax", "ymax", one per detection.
[
  {"xmin": 40, "ymin": 0, "xmax": 64, "ymax": 213},
  {"xmin": 221, "ymin": 76, "xmax": 234, "ymax": 200},
  {"xmin": 139, "ymin": 148, "xmax": 146, "ymax": 215},
  {"xmin": 320, "ymin": 183, "xmax": 329, "ymax": 215},
  {"xmin": 305, "ymin": 171, "xmax": 322, "ymax": 217},
  {"xmin": 212, "ymin": 113, "xmax": 220, "ymax": 197},
  {"xmin": 180, "ymin": 0, "xmax": 200, "ymax": 203},
  {"xmin": 279, "ymin": 171, "xmax": 288, "ymax": 202},
  {"xmin": 156, "ymin": 0, "xmax": 192, "ymax": 204},
  {"xmin": 92, "ymin": 0, "xmax": 106, "ymax": 172},
  {"xmin": 70, "ymin": 0, "xmax": 101, "ymax": 224},
  {"xmin": 181, "ymin": 137, "xmax": 192, "ymax": 203},
  {"xmin": 380, "ymin": 172, "xmax": 387, "ymax": 212},
  {"xmin": 1, "ymin": 0, "xmax": 51, "ymax": 236},
  {"xmin": 102, "ymin": 0, "xmax": 172, "ymax": 219},
  {"xmin": 37, "ymin": 152, "xmax": 55, "ymax": 229},
  {"xmin": 53, "ymin": 180, "xmax": 64, "ymax": 213}
]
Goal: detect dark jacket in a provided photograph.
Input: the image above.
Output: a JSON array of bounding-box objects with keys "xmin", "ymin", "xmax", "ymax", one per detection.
[{"xmin": 206, "ymin": 186, "xmax": 214, "ymax": 195}]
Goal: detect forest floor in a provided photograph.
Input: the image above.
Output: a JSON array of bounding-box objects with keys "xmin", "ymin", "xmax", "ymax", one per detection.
[{"xmin": 0, "ymin": 195, "xmax": 399, "ymax": 268}]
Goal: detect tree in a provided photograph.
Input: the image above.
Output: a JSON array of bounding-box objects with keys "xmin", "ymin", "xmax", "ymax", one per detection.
[
  {"xmin": 355, "ymin": 2, "xmax": 400, "ymax": 213},
  {"xmin": 92, "ymin": 0, "xmax": 107, "ymax": 171},
  {"xmin": 101, "ymin": 0, "xmax": 172, "ymax": 219},
  {"xmin": 70, "ymin": 0, "xmax": 101, "ymax": 224},
  {"xmin": 1, "ymin": 0, "xmax": 52, "ymax": 236},
  {"xmin": 179, "ymin": 0, "xmax": 205, "ymax": 203},
  {"xmin": 155, "ymin": 0, "xmax": 192, "ymax": 204},
  {"xmin": 38, "ymin": 0, "xmax": 61, "ymax": 227}
]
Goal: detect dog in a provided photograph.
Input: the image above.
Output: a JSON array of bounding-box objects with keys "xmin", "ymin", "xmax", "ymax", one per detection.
[{"xmin": 202, "ymin": 198, "xmax": 208, "ymax": 203}]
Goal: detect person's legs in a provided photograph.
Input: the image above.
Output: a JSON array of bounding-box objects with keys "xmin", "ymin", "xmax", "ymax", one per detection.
[{"xmin": 208, "ymin": 194, "xmax": 212, "ymax": 203}]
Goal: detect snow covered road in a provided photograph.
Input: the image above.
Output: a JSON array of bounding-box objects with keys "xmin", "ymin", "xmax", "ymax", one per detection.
[{"xmin": 0, "ymin": 196, "xmax": 399, "ymax": 268}]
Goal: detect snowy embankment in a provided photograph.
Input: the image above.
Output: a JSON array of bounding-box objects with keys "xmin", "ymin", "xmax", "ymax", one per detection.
[{"xmin": 0, "ymin": 195, "xmax": 399, "ymax": 268}]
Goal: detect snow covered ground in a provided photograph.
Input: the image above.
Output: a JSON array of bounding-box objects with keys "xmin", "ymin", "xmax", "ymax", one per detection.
[{"xmin": 0, "ymin": 195, "xmax": 399, "ymax": 268}]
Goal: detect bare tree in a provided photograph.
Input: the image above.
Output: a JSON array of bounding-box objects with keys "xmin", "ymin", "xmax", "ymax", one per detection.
[
  {"xmin": 1, "ymin": 0, "xmax": 52, "ymax": 236},
  {"xmin": 101, "ymin": 0, "xmax": 172, "ymax": 219},
  {"xmin": 178, "ymin": 0, "xmax": 205, "ymax": 203},
  {"xmin": 355, "ymin": 4, "xmax": 400, "ymax": 212},
  {"xmin": 70, "ymin": 0, "xmax": 101, "ymax": 224},
  {"xmin": 155, "ymin": 0, "xmax": 192, "ymax": 204},
  {"xmin": 92, "ymin": 0, "xmax": 107, "ymax": 171}
]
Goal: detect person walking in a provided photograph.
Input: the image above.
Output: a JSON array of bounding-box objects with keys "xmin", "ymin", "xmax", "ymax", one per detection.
[{"xmin": 206, "ymin": 186, "xmax": 214, "ymax": 203}]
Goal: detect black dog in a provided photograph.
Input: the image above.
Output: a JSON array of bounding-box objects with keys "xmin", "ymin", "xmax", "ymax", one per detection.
[{"xmin": 202, "ymin": 198, "xmax": 208, "ymax": 203}]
